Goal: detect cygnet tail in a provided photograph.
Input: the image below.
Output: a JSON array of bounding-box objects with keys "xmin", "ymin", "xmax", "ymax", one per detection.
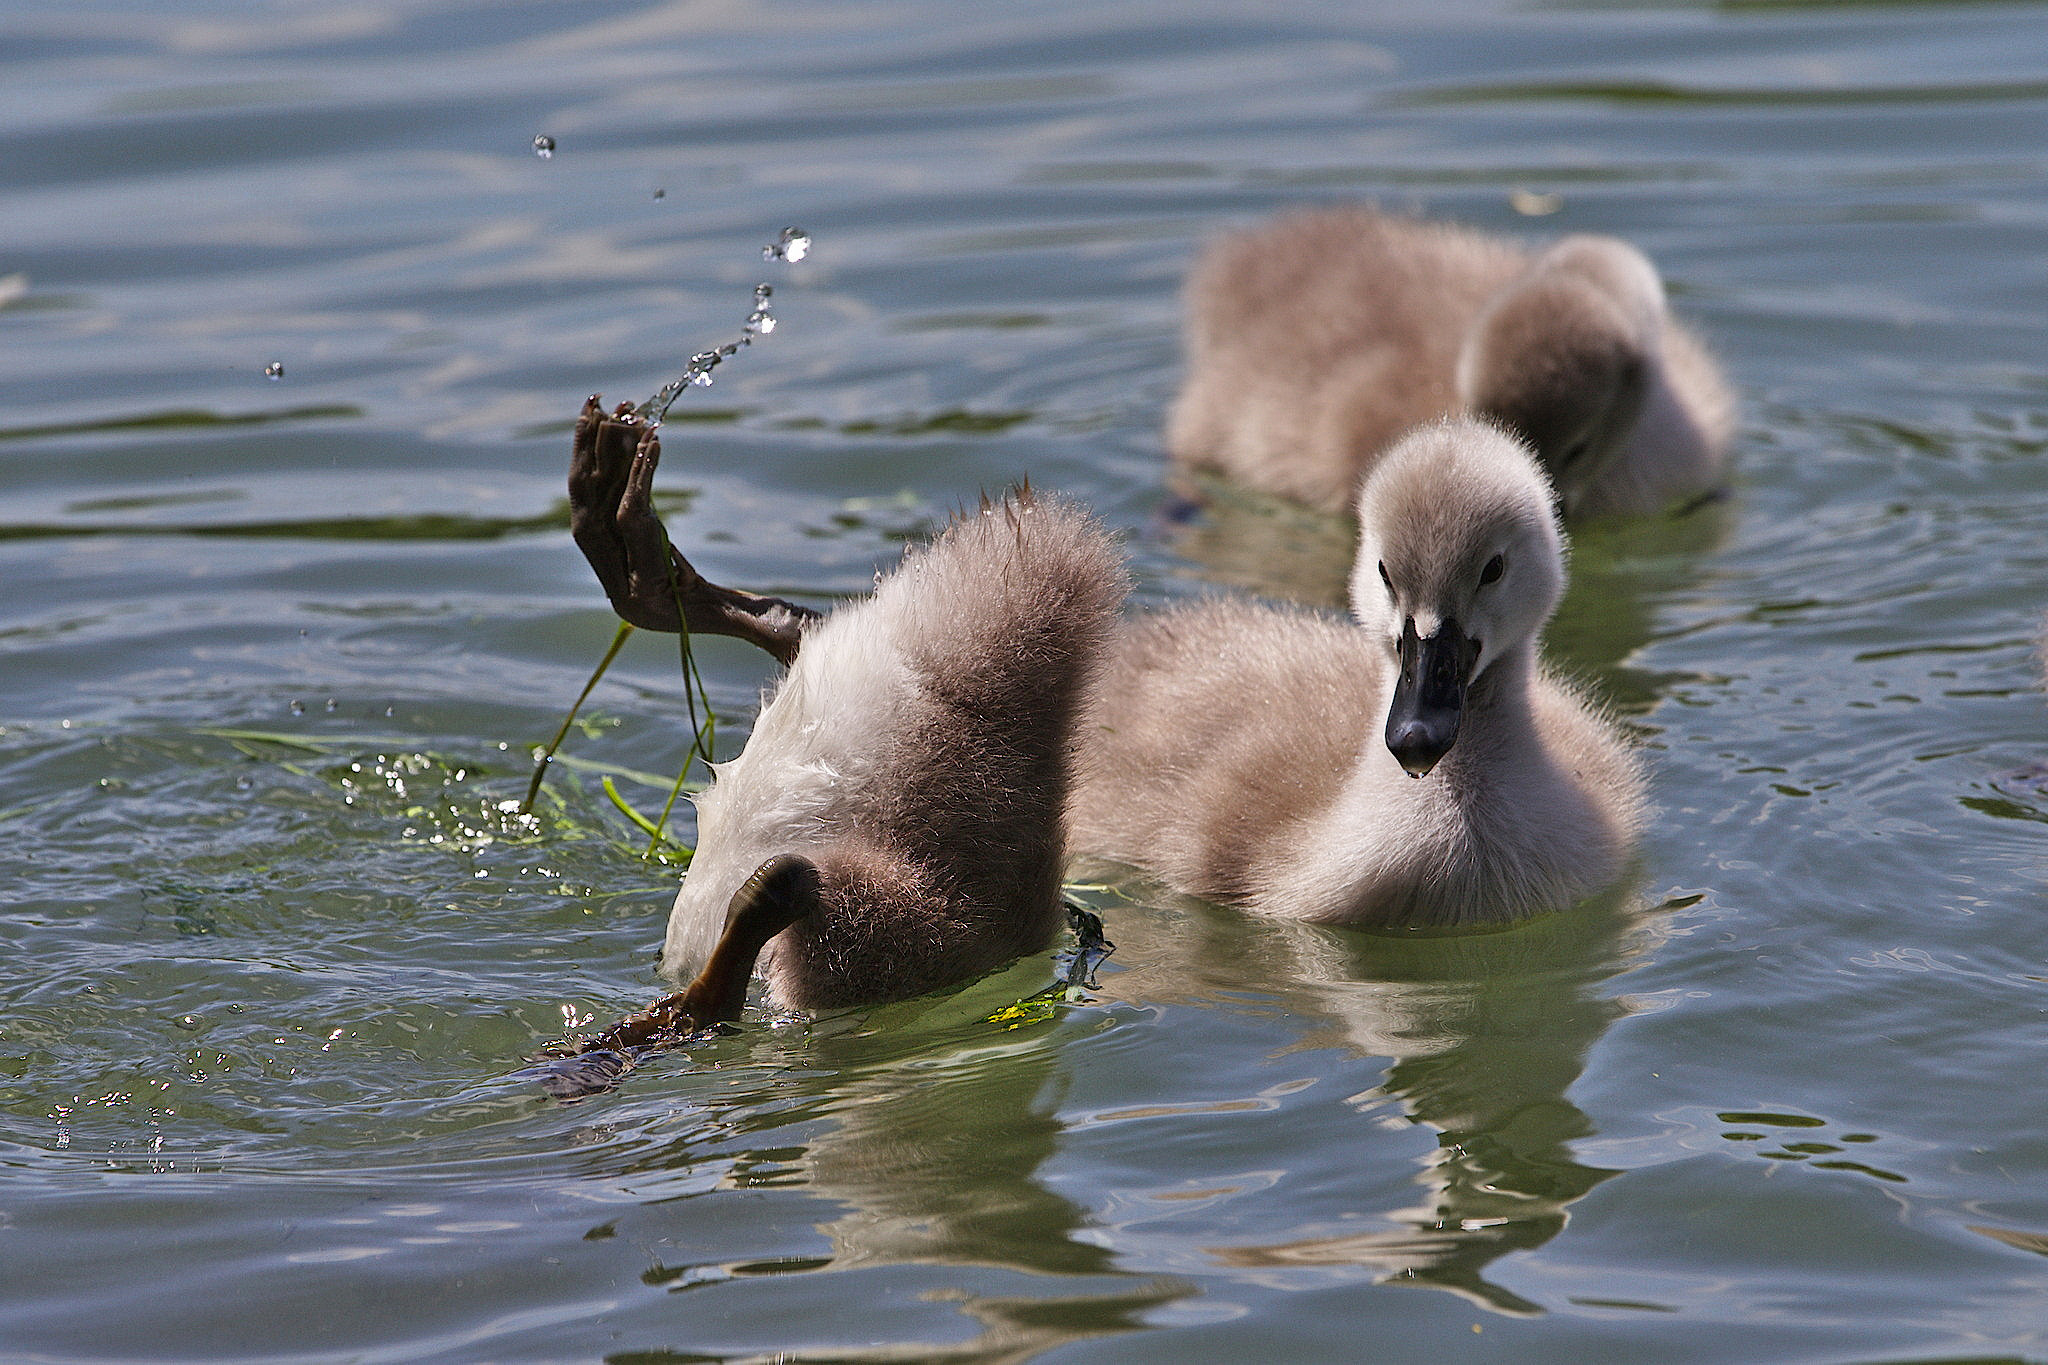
[
  {"xmin": 886, "ymin": 491, "xmax": 1131, "ymax": 730},
  {"xmin": 761, "ymin": 492, "xmax": 1132, "ymax": 1010},
  {"xmin": 866, "ymin": 492, "xmax": 1131, "ymax": 888}
]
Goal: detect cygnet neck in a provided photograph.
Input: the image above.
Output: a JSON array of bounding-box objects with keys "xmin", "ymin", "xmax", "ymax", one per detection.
[{"xmin": 1424, "ymin": 639, "xmax": 1544, "ymax": 783}]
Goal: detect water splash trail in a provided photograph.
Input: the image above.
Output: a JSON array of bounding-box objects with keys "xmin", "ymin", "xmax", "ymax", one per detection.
[
  {"xmin": 636, "ymin": 228, "xmax": 810, "ymax": 425},
  {"xmin": 524, "ymin": 228, "xmax": 817, "ymax": 824}
]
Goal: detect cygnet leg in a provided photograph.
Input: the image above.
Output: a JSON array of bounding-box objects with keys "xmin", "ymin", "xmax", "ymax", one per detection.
[
  {"xmin": 535, "ymin": 855, "xmax": 820, "ymax": 1098},
  {"xmin": 585, "ymin": 853, "xmax": 820, "ymax": 1049},
  {"xmin": 568, "ymin": 395, "xmax": 820, "ymax": 665}
]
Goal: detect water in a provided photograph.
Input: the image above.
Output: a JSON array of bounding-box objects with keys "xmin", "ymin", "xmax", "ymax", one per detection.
[
  {"xmin": 765, "ymin": 228, "xmax": 813, "ymax": 264},
  {"xmin": 4, "ymin": 0, "xmax": 2048, "ymax": 1359},
  {"xmin": 642, "ymin": 276, "xmax": 783, "ymax": 418}
]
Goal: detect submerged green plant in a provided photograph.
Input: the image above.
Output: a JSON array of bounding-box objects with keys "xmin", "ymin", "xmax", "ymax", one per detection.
[
  {"xmin": 601, "ymin": 776, "xmax": 692, "ymax": 856},
  {"xmin": 520, "ymin": 620, "xmax": 634, "ymax": 816},
  {"xmin": 652, "ymin": 608, "xmax": 717, "ymax": 857},
  {"xmin": 520, "ymin": 584, "xmax": 721, "ymax": 858},
  {"xmin": 198, "ymin": 726, "xmax": 682, "ymax": 866}
]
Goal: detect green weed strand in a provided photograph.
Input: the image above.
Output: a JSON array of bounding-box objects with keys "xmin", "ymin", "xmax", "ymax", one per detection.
[{"xmin": 522, "ymin": 619, "xmax": 634, "ymax": 815}]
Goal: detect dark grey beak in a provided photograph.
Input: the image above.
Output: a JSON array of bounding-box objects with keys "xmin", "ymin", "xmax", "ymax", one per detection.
[{"xmin": 1386, "ymin": 617, "xmax": 1480, "ymax": 778}]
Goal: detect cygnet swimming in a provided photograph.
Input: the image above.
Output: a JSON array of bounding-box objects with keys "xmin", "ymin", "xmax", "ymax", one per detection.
[
  {"xmin": 565, "ymin": 397, "xmax": 1128, "ymax": 1015},
  {"xmin": 661, "ymin": 491, "xmax": 1127, "ymax": 1009},
  {"xmin": 1070, "ymin": 415, "xmax": 1645, "ymax": 928},
  {"xmin": 1167, "ymin": 206, "xmax": 1734, "ymax": 522}
]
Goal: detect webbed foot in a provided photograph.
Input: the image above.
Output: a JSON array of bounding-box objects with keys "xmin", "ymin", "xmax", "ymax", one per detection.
[{"xmin": 569, "ymin": 396, "xmax": 820, "ymax": 665}]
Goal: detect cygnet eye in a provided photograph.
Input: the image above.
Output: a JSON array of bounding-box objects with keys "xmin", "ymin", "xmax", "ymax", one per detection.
[
  {"xmin": 1378, "ymin": 560, "xmax": 1395, "ymax": 594},
  {"xmin": 1479, "ymin": 553, "xmax": 1506, "ymax": 586}
]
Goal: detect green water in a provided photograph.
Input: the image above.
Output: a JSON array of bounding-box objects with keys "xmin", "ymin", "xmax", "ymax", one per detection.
[{"xmin": 6, "ymin": 1, "xmax": 2048, "ymax": 1359}]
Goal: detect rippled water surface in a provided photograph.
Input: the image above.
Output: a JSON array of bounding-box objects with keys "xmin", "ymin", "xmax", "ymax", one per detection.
[{"xmin": 7, "ymin": 1, "xmax": 2048, "ymax": 1360}]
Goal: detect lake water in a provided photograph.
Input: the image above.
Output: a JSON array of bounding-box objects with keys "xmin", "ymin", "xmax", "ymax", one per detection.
[{"xmin": 6, "ymin": 1, "xmax": 2048, "ymax": 1360}]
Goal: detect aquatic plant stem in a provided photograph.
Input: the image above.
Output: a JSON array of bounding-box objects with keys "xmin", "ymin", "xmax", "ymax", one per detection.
[
  {"xmin": 601, "ymin": 776, "xmax": 691, "ymax": 856},
  {"xmin": 647, "ymin": 530, "xmax": 717, "ymax": 857},
  {"xmin": 522, "ymin": 619, "xmax": 634, "ymax": 814}
]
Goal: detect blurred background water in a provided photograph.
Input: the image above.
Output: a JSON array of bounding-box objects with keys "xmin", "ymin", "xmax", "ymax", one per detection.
[{"xmin": 5, "ymin": 0, "xmax": 2048, "ymax": 1360}]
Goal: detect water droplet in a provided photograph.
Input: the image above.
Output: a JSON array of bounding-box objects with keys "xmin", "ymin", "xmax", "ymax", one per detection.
[
  {"xmin": 264, "ymin": 361, "xmax": 283, "ymax": 380},
  {"xmin": 685, "ymin": 348, "xmax": 721, "ymax": 387},
  {"xmin": 174, "ymin": 1015, "xmax": 201, "ymax": 1031},
  {"xmin": 764, "ymin": 227, "xmax": 811, "ymax": 263},
  {"xmin": 639, "ymin": 266, "xmax": 790, "ymax": 422},
  {"xmin": 532, "ymin": 134, "xmax": 556, "ymax": 159}
]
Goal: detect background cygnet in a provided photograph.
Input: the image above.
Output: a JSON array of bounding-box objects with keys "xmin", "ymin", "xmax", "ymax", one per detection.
[
  {"xmin": 1166, "ymin": 205, "xmax": 1735, "ymax": 522},
  {"xmin": 1069, "ymin": 416, "xmax": 1644, "ymax": 928},
  {"xmin": 663, "ymin": 493, "xmax": 1128, "ymax": 1012}
]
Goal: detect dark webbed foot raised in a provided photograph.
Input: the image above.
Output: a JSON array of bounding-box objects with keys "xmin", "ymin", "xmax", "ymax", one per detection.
[{"xmin": 569, "ymin": 396, "xmax": 821, "ymax": 666}]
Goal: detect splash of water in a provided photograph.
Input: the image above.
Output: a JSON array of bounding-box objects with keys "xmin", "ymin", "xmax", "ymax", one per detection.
[
  {"xmin": 763, "ymin": 226, "xmax": 811, "ymax": 262},
  {"xmin": 637, "ymin": 229, "xmax": 807, "ymax": 425}
]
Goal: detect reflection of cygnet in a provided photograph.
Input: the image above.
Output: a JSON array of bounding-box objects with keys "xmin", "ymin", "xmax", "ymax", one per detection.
[
  {"xmin": 661, "ymin": 494, "xmax": 1127, "ymax": 1011},
  {"xmin": 1168, "ymin": 206, "xmax": 1734, "ymax": 521},
  {"xmin": 1084, "ymin": 894, "xmax": 1650, "ymax": 1314},
  {"xmin": 1071, "ymin": 417, "xmax": 1645, "ymax": 928}
]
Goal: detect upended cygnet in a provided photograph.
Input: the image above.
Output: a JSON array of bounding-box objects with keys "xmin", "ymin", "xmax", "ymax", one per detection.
[
  {"xmin": 1167, "ymin": 205, "xmax": 1735, "ymax": 522},
  {"xmin": 661, "ymin": 491, "xmax": 1127, "ymax": 1010},
  {"xmin": 1069, "ymin": 415, "xmax": 1646, "ymax": 928},
  {"xmin": 564, "ymin": 398, "xmax": 1128, "ymax": 1019}
]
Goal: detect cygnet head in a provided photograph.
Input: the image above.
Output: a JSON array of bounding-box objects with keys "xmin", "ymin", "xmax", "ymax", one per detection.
[
  {"xmin": 1456, "ymin": 235, "xmax": 1666, "ymax": 518},
  {"xmin": 1350, "ymin": 418, "xmax": 1566, "ymax": 778}
]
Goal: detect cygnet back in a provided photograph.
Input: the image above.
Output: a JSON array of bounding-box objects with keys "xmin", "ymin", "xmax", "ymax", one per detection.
[
  {"xmin": 664, "ymin": 494, "xmax": 1128, "ymax": 1011},
  {"xmin": 1167, "ymin": 206, "xmax": 1733, "ymax": 521}
]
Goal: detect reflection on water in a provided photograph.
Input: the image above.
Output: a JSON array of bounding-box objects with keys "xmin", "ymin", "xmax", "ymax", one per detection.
[
  {"xmin": 784, "ymin": 978, "xmax": 1119, "ymax": 1278},
  {"xmin": 1158, "ymin": 471, "xmax": 1357, "ymax": 611},
  {"xmin": 1078, "ymin": 882, "xmax": 1657, "ymax": 1316},
  {"xmin": 1219, "ymin": 910, "xmax": 1638, "ymax": 1316},
  {"xmin": 606, "ymin": 971, "xmax": 1201, "ymax": 1359}
]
